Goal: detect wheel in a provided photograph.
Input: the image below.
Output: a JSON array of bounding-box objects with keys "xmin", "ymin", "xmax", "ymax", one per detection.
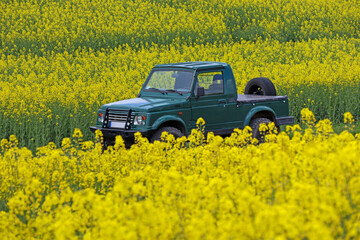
[
  {"xmin": 249, "ymin": 118, "xmax": 271, "ymax": 143},
  {"xmin": 151, "ymin": 126, "xmax": 184, "ymax": 142},
  {"xmin": 244, "ymin": 77, "xmax": 277, "ymax": 96}
]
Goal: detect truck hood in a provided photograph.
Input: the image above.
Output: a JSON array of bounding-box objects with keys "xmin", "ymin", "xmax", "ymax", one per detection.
[{"xmin": 101, "ymin": 97, "xmax": 189, "ymax": 112}]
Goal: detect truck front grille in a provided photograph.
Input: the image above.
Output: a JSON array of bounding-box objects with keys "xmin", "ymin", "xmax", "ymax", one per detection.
[
  {"xmin": 103, "ymin": 109, "xmax": 134, "ymax": 130},
  {"xmin": 108, "ymin": 112, "xmax": 135, "ymax": 122}
]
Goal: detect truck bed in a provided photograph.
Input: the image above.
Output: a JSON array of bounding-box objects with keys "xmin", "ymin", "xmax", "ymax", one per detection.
[{"xmin": 237, "ymin": 94, "xmax": 287, "ymax": 103}]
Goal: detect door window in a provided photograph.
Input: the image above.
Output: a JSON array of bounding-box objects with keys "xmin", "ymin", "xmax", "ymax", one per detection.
[{"xmin": 196, "ymin": 72, "xmax": 223, "ymax": 95}]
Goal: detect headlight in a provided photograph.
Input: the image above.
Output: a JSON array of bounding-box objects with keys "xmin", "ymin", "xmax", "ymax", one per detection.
[
  {"xmin": 98, "ymin": 112, "xmax": 104, "ymax": 123},
  {"xmin": 134, "ymin": 115, "xmax": 146, "ymax": 125}
]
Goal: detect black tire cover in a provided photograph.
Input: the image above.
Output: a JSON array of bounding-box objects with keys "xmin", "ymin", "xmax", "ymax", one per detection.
[{"xmin": 244, "ymin": 77, "xmax": 277, "ymax": 96}]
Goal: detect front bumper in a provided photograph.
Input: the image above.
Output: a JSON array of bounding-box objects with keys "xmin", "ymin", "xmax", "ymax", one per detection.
[{"xmin": 90, "ymin": 126, "xmax": 152, "ymax": 141}]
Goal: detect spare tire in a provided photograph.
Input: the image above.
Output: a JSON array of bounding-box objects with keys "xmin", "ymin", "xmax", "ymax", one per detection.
[{"xmin": 244, "ymin": 77, "xmax": 277, "ymax": 96}]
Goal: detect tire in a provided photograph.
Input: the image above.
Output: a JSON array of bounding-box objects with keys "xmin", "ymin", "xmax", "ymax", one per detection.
[
  {"xmin": 151, "ymin": 126, "xmax": 184, "ymax": 142},
  {"xmin": 244, "ymin": 77, "xmax": 277, "ymax": 96},
  {"xmin": 249, "ymin": 118, "xmax": 271, "ymax": 143}
]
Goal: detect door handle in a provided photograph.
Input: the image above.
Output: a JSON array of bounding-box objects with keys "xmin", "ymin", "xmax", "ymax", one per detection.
[{"xmin": 218, "ymin": 99, "xmax": 226, "ymax": 104}]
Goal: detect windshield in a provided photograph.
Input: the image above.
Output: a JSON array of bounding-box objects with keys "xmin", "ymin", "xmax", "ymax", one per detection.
[{"xmin": 144, "ymin": 70, "xmax": 194, "ymax": 93}]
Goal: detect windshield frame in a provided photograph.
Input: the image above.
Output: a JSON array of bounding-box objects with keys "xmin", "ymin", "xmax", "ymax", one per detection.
[{"xmin": 142, "ymin": 68, "xmax": 196, "ymax": 96}]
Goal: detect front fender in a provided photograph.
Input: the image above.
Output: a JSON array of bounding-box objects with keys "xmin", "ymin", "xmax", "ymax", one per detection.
[
  {"xmin": 151, "ymin": 115, "xmax": 187, "ymax": 131},
  {"xmin": 243, "ymin": 106, "xmax": 276, "ymax": 128}
]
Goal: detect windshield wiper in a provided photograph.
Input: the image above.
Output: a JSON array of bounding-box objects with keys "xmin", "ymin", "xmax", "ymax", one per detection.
[
  {"xmin": 164, "ymin": 89, "xmax": 183, "ymax": 96},
  {"xmin": 147, "ymin": 88, "xmax": 165, "ymax": 94}
]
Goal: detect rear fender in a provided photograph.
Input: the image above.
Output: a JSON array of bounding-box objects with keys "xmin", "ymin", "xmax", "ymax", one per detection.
[{"xmin": 243, "ymin": 106, "xmax": 276, "ymax": 128}]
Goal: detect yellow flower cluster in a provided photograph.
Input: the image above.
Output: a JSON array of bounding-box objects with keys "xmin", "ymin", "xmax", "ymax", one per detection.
[
  {"xmin": 344, "ymin": 112, "xmax": 356, "ymax": 131},
  {"xmin": 301, "ymin": 108, "xmax": 316, "ymax": 127},
  {"xmin": 1, "ymin": 112, "xmax": 360, "ymax": 239}
]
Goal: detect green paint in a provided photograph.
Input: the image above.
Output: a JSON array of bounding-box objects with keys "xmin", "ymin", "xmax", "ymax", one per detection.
[{"xmin": 92, "ymin": 62, "xmax": 294, "ymax": 141}]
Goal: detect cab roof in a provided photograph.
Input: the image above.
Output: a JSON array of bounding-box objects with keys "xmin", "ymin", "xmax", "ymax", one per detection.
[{"xmin": 153, "ymin": 61, "xmax": 229, "ymax": 71}]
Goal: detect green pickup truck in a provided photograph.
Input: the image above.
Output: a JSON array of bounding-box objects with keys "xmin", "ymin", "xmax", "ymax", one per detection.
[{"xmin": 90, "ymin": 62, "xmax": 294, "ymax": 146}]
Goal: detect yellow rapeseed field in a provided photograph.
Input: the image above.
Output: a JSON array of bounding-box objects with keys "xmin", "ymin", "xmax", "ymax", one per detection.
[
  {"xmin": 1, "ymin": 111, "xmax": 360, "ymax": 239},
  {"xmin": 1, "ymin": 40, "xmax": 360, "ymax": 149},
  {"xmin": 1, "ymin": 0, "xmax": 360, "ymax": 238},
  {"xmin": 1, "ymin": 0, "xmax": 360, "ymax": 148}
]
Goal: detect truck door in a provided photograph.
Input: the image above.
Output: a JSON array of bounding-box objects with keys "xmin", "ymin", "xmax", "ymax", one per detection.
[{"xmin": 190, "ymin": 71, "xmax": 229, "ymax": 131}]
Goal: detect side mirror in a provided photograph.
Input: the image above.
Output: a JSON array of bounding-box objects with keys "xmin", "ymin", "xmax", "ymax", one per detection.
[{"xmin": 196, "ymin": 87, "xmax": 205, "ymax": 97}]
